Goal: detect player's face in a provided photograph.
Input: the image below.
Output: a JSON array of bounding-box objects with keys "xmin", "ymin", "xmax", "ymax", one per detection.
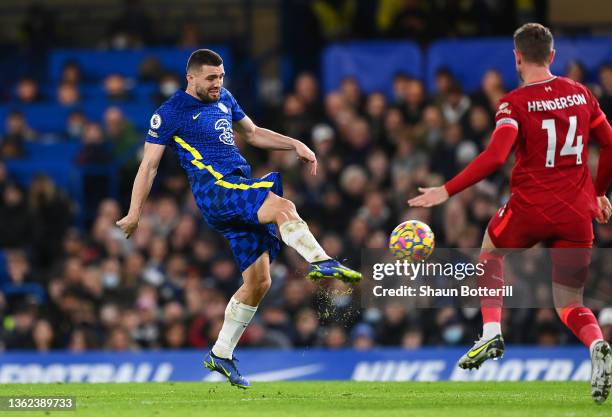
[{"xmin": 191, "ymin": 64, "xmax": 224, "ymax": 102}]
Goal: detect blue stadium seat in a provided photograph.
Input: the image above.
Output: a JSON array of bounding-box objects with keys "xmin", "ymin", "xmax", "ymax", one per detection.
[
  {"xmin": 81, "ymin": 100, "xmax": 155, "ymax": 131},
  {"xmin": 23, "ymin": 142, "xmax": 81, "ymax": 162},
  {"xmin": 0, "ymin": 104, "xmax": 73, "ymax": 134},
  {"xmin": 0, "ymin": 250, "xmax": 8, "ymax": 286},
  {"xmin": 38, "ymin": 84, "xmax": 105, "ymax": 101},
  {"xmin": 4, "ymin": 158, "xmax": 86, "ymax": 223},
  {"xmin": 1, "ymin": 282, "xmax": 46, "ymax": 304},
  {"xmin": 551, "ymin": 37, "xmax": 612, "ymax": 80},
  {"xmin": 4, "ymin": 160, "xmax": 83, "ymax": 200},
  {"xmin": 48, "ymin": 46, "xmax": 231, "ymax": 82},
  {"xmin": 79, "ymin": 84, "xmax": 106, "ymax": 99},
  {"xmin": 41, "ymin": 82, "xmax": 159, "ymax": 102},
  {"xmin": 322, "ymin": 42, "xmax": 423, "ymax": 97},
  {"xmin": 426, "ymin": 38, "xmax": 516, "ymax": 93},
  {"xmin": 0, "ymin": 101, "xmax": 154, "ymax": 135},
  {"xmin": 426, "ymin": 37, "xmax": 612, "ymax": 93},
  {"xmin": 132, "ymin": 83, "xmax": 158, "ymax": 101}
]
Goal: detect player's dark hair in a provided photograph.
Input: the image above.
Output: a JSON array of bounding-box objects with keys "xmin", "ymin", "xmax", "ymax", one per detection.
[
  {"xmin": 186, "ymin": 49, "xmax": 223, "ymax": 73},
  {"xmin": 513, "ymin": 23, "xmax": 554, "ymax": 65}
]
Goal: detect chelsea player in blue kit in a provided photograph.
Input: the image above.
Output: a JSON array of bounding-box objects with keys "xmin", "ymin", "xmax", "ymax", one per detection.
[{"xmin": 116, "ymin": 49, "xmax": 361, "ymax": 388}]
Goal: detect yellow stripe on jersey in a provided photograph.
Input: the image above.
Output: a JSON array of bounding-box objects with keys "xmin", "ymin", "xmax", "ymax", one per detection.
[
  {"xmin": 214, "ymin": 179, "xmax": 274, "ymax": 190},
  {"xmin": 173, "ymin": 136, "xmax": 223, "ymax": 180},
  {"xmin": 173, "ymin": 135, "xmax": 275, "ymax": 191}
]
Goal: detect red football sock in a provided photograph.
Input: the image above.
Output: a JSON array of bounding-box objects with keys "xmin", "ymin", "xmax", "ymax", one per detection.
[
  {"xmin": 478, "ymin": 251, "xmax": 504, "ymax": 324},
  {"xmin": 559, "ymin": 306, "xmax": 603, "ymax": 349}
]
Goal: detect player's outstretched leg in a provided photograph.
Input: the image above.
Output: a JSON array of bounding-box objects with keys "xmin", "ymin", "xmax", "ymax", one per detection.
[
  {"xmin": 558, "ymin": 301, "xmax": 611, "ymax": 404},
  {"xmin": 551, "ymin": 246, "xmax": 611, "ymax": 403},
  {"xmin": 555, "ymin": 295, "xmax": 611, "ymax": 404},
  {"xmin": 204, "ymin": 253, "xmax": 272, "ymax": 388},
  {"xmin": 257, "ymin": 192, "xmax": 362, "ymax": 284},
  {"xmin": 459, "ymin": 232, "xmax": 505, "ymax": 370}
]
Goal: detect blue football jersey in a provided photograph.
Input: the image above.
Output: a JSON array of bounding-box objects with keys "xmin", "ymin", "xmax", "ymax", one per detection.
[{"xmin": 145, "ymin": 88, "xmax": 251, "ymax": 179}]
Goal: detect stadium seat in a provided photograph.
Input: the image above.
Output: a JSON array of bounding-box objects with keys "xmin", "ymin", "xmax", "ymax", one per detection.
[
  {"xmin": 426, "ymin": 38, "xmax": 516, "ymax": 93},
  {"xmin": 0, "ymin": 103, "xmax": 72, "ymax": 134},
  {"xmin": 81, "ymin": 100, "xmax": 156, "ymax": 131},
  {"xmin": 1, "ymin": 281, "xmax": 46, "ymax": 304},
  {"xmin": 0, "ymin": 250, "xmax": 7, "ymax": 286},
  {"xmin": 23, "ymin": 142, "xmax": 81, "ymax": 162},
  {"xmin": 48, "ymin": 46, "xmax": 231, "ymax": 82},
  {"xmin": 426, "ymin": 37, "xmax": 612, "ymax": 93},
  {"xmin": 41, "ymin": 82, "xmax": 159, "ymax": 103},
  {"xmin": 321, "ymin": 42, "xmax": 423, "ymax": 97},
  {"xmin": 551, "ymin": 37, "xmax": 612, "ymax": 80},
  {"xmin": 4, "ymin": 160, "xmax": 83, "ymax": 200}
]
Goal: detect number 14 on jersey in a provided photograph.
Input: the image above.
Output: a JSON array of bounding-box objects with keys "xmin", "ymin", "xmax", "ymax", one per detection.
[{"xmin": 542, "ymin": 115, "xmax": 583, "ymax": 167}]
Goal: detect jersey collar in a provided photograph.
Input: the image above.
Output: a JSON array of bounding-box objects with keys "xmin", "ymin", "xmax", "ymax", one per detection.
[{"xmin": 523, "ymin": 76, "xmax": 557, "ymax": 87}]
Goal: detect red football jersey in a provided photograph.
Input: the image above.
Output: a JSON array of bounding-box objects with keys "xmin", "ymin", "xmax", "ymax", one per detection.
[{"xmin": 496, "ymin": 76, "xmax": 606, "ymax": 224}]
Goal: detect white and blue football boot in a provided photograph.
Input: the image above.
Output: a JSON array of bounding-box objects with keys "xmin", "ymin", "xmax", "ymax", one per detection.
[
  {"xmin": 591, "ymin": 340, "xmax": 612, "ymax": 404},
  {"xmin": 204, "ymin": 351, "xmax": 251, "ymax": 389},
  {"xmin": 458, "ymin": 334, "xmax": 505, "ymax": 370},
  {"xmin": 307, "ymin": 258, "xmax": 362, "ymax": 284}
]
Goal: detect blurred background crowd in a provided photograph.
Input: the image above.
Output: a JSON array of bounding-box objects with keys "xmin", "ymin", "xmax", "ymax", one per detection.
[{"xmin": 1, "ymin": 0, "xmax": 612, "ymax": 353}]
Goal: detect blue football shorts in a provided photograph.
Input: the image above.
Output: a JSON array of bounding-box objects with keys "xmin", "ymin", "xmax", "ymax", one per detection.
[{"xmin": 189, "ymin": 171, "xmax": 283, "ymax": 272}]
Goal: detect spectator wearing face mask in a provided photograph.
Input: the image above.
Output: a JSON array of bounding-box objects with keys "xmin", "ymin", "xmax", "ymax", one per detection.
[
  {"xmin": 154, "ymin": 73, "xmax": 181, "ymax": 105},
  {"xmin": 65, "ymin": 111, "xmax": 88, "ymax": 140}
]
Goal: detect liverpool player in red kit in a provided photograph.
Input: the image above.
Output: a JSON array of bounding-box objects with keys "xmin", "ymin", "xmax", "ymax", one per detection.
[{"xmin": 409, "ymin": 23, "xmax": 612, "ymax": 403}]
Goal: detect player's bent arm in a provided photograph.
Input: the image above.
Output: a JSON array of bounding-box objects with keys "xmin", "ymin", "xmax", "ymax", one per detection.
[
  {"xmin": 127, "ymin": 142, "xmax": 165, "ymax": 217},
  {"xmin": 117, "ymin": 142, "xmax": 165, "ymax": 237},
  {"xmin": 235, "ymin": 115, "xmax": 296, "ymax": 150},
  {"xmin": 444, "ymin": 124, "xmax": 518, "ymax": 196},
  {"xmin": 235, "ymin": 115, "xmax": 318, "ymax": 175}
]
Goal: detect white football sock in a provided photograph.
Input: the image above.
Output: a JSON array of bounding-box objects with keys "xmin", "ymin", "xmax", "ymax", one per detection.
[
  {"xmin": 482, "ymin": 322, "xmax": 502, "ymax": 339},
  {"xmin": 278, "ymin": 220, "xmax": 330, "ymax": 263},
  {"xmin": 211, "ymin": 297, "xmax": 257, "ymax": 359}
]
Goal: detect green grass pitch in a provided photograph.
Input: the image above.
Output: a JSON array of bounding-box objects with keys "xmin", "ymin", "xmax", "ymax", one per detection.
[{"xmin": 0, "ymin": 381, "xmax": 609, "ymax": 417}]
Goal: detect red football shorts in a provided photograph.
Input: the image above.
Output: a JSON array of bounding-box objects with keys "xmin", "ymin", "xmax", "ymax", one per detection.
[
  {"xmin": 487, "ymin": 200, "xmax": 594, "ymax": 249},
  {"xmin": 487, "ymin": 200, "xmax": 594, "ymax": 288}
]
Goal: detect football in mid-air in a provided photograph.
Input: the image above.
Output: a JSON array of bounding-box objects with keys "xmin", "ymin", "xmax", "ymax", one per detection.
[{"xmin": 389, "ymin": 220, "xmax": 435, "ymax": 262}]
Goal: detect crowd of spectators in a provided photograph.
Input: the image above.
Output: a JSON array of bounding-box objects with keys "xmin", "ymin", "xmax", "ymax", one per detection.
[{"xmin": 1, "ymin": 51, "xmax": 612, "ymax": 352}]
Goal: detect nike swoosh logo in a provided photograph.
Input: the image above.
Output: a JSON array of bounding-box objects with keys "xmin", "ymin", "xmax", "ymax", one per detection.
[
  {"xmin": 468, "ymin": 338, "xmax": 498, "ymax": 358},
  {"xmin": 206, "ymin": 356, "xmax": 231, "ymax": 377},
  {"xmin": 219, "ymin": 364, "xmax": 231, "ymax": 377},
  {"xmin": 193, "ymin": 112, "xmax": 201, "ymax": 120}
]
